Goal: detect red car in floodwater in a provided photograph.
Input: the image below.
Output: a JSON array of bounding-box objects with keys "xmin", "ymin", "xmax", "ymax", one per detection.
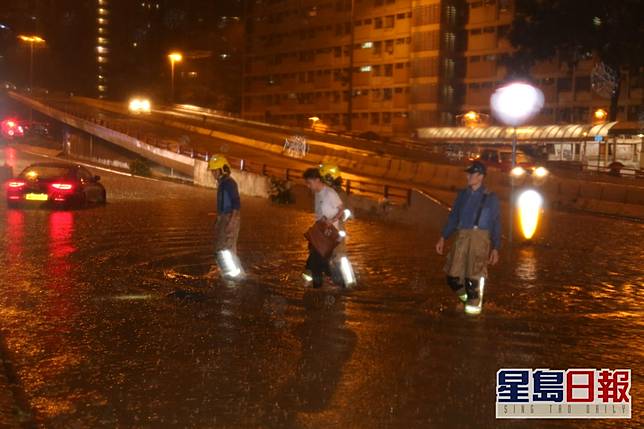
[{"xmin": 5, "ymin": 162, "xmax": 107, "ymax": 208}]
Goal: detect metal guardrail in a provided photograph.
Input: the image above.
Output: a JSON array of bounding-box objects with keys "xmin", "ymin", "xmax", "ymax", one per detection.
[
  {"xmin": 224, "ymin": 155, "xmax": 412, "ymax": 206},
  {"xmin": 49, "ymin": 105, "xmax": 414, "ymax": 205}
]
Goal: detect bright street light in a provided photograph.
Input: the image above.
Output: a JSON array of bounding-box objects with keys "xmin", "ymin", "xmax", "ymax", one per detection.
[
  {"xmin": 167, "ymin": 52, "xmax": 183, "ymax": 102},
  {"xmin": 491, "ymin": 82, "xmax": 544, "ymax": 127},
  {"xmin": 17, "ymin": 35, "xmax": 45, "ymax": 92},
  {"xmin": 18, "ymin": 35, "xmax": 45, "ymax": 44},
  {"xmin": 464, "ymin": 111, "xmax": 479, "ymax": 122},
  {"xmin": 594, "ymin": 108, "xmax": 608, "ymax": 122}
]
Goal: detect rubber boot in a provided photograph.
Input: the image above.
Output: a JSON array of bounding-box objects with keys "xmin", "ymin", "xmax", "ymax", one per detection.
[
  {"xmin": 464, "ymin": 278, "xmax": 483, "ymax": 315},
  {"xmin": 312, "ymin": 274, "xmax": 324, "ymax": 289},
  {"xmin": 447, "ymin": 276, "xmax": 467, "ymax": 303}
]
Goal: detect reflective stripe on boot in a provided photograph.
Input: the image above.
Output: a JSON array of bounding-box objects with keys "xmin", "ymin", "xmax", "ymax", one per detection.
[{"xmin": 465, "ymin": 277, "xmax": 485, "ymax": 315}]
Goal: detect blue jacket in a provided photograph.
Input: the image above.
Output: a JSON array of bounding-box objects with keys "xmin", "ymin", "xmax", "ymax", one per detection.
[
  {"xmin": 217, "ymin": 176, "xmax": 241, "ymax": 214},
  {"xmin": 442, "ymin": 186, "xmax": 502, "ymax": 250}
]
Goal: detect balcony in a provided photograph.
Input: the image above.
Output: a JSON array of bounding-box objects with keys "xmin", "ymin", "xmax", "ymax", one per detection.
[
  {"xmin": 466, "ymin": 61, "xmax": 496, "ymax": 79},
  {"xmin": 468, "ymin": 33, "xmax": 497, "ymax": 51},
  {"xmin": 532, "ymin": 59, "xmax": 559, "ymax": 74},
  {"xmin": 354, "ymin": 72, "xmax": 371, "ymax": 86},
  {"xmin": 465, "ymin": 90, "xmax": 490, "ymax": 106},
  {"xmin": 313, "ymin": 76, "xmax": 333, "ymax": 90},
  {"xmin": 393, "ymin": 94, "xmax": 409, "ymax": 108},
  {"xmin": 575, "ymin": 91, "xmax": 592, "ymax": 102},
  {"xmin": 468, "ymin": 5, "xmax": 498, "ymax": 24},
  {"xmin": 315, "ymin": 52, "xmax": 333, "ymax": 67},
  {"xmin": 393, "ymin": 68, "xmax": 409, "ymax": 84}
]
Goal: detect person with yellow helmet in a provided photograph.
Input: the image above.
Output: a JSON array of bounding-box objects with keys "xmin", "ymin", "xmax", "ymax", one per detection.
[
  {"xmin": 319, "ymin": 163, "xmax": 343, "ymax": 192},
  {"xmin": 302, "ymin": 164, "xmax": 356, "ymax": 288},
  {"xmin": 207, "ymin": 154, "xmax": 242, "ymax": 279}
]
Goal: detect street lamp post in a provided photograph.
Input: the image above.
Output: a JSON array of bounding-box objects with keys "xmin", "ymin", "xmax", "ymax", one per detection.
[
  {"xmin": 18, "ymin": 35, "xmax": 45, "ymax": 123},
  {"xmin": 18, "ymin": 35, "xmax": 45, "ymax": 92},
  {"xmin": 168, "ymin": 52, "xmax": 183, "ymax": 103},
  {"xmin": 490, "ymin": 82, "xmax": 544, "ymax": 242}
]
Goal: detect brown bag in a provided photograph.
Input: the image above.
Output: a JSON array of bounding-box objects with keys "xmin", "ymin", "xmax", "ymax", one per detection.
[{"xmin": 304, "ymin": 219, "xmax": 339, "ymax": 258}]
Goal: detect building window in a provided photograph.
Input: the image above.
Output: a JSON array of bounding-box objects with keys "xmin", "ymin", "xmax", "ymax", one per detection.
[
  {"xmin": 385, "ymin": 64, "xmax": 393, "ymax": 76},
  {"xmin": 385, "ymin": 15, "xmax": 395, "ymax": 28},
  {"xmin": 375, "ymin": 17, "xmax": 383, "ymax": 29},
  {"xmin": 557, "ymin": 78, "xmax": 572, "ymax": 92},
  {"xmin": 576, "ymin": 76, "xmax": 591, "ymax": 91},
  {"xmin": 361, "ymin": 65, "xmax": 372, "ymax": 72}
]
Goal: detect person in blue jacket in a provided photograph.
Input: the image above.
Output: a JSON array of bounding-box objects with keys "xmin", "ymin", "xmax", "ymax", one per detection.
[
  {"xmin": 436, "ymin": 161, "xmax": 501, "ymax": 315},
  {"xmin": 208, "ymin": 154, "xmax": 241, "ymax": 254}
]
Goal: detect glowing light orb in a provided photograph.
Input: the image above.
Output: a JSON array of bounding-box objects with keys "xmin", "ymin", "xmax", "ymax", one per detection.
[{"xmin": 491, "ymin": 82, "xmax": 544, "ymax": 126}]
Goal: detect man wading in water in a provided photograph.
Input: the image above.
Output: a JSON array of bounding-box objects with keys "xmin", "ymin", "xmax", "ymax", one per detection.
[{"xmin": 436, "ymin": 161, "xmax": 501, "ymax": 315}]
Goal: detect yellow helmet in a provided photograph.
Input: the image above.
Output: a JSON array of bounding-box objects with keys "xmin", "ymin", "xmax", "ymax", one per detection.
[
  {"xmin": 319, "ymin": 163, "xmax": 341, "ymax": 181},
  {"xmin": 208, "ymin": 154, "xmax": 230, "ymax": 171}
]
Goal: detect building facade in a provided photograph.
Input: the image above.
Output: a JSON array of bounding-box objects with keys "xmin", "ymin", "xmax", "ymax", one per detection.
[{"xmin": 243, "ymin": 0, "xmax": 642, "ymax": 136}]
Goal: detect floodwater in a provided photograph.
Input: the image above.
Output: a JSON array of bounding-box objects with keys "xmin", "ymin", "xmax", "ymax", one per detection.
[{"xmin": 0, "ymin": 151, "xmax": 642, "ymax": 428}]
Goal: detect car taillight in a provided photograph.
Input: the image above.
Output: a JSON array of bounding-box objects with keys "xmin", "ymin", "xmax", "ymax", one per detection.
[
  {"xmin": 51, "ymin": 183, "xmax": 74, "ymax": 191},
  {"xmin": 7, "ymin": 180, "xmax": 26, "ymax": 189}
]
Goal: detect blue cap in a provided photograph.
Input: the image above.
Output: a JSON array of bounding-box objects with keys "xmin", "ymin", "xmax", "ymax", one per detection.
[{"xmin": 465, "ymin": 161, "xmax": 487, "ymax": 175}]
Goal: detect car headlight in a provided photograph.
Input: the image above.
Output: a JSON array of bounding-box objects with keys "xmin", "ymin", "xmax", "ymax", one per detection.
[
  {"xmin": 534, "ymin": 166, "xmax": 549, "ymax": 178},
  {"xmin": 140, "ymin": 99, "xmax": 151, "ymax": 112},
  {"xmin": 511, "ymin": 166, "xmax": 526, "ymax": 177},
  {"xmin": 129, "ymin": 99, "xmax": 142, "ymax": 112}
]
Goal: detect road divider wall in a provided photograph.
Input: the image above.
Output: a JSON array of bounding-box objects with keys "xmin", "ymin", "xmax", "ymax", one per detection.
[{"xmin": 193, "ymin": 159, "xmax": 270, "ymax": 199}]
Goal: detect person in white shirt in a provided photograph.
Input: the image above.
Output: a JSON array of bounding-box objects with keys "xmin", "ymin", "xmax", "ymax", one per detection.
[{"xmin": 303, "ymin": 167, "xmax": 344, "ymax": 288}]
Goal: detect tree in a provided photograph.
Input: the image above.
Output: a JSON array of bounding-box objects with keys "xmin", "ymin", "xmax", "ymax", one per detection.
[{"xmin": 508, "ymin": 0, "xmax": 644, "ymax": 121}]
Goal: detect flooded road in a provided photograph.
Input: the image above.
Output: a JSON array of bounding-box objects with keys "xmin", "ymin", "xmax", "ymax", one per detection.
[{"xmin": 0, "ymin": 150, "xmax": 642, "ymax": 428}]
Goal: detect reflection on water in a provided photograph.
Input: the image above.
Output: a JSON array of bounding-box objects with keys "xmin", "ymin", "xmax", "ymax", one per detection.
[
  {"xmin": 514, "ymin": 245, "xmax": 537, "ymax": 283},
  {"xmin": 49, "ymin": 211, "xmax": 76, "ymax": 260},
  {"xmin": 6, "ymin": 209, "xmax": 24, "ymax": 263},
  {"xmin": 46, "ymin": 210, "xmax": 77, "ymax": 327}
]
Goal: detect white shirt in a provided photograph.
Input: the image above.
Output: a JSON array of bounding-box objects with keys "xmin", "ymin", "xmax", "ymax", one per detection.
[{"xmin": 315, "ymin": 185, "xmax": 343, "ymax": 229}]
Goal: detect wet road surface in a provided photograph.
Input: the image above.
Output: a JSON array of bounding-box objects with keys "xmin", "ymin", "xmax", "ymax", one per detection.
[{"xmin": 0, "ymin": 150, "xmax": 642, "ymax": 428}]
